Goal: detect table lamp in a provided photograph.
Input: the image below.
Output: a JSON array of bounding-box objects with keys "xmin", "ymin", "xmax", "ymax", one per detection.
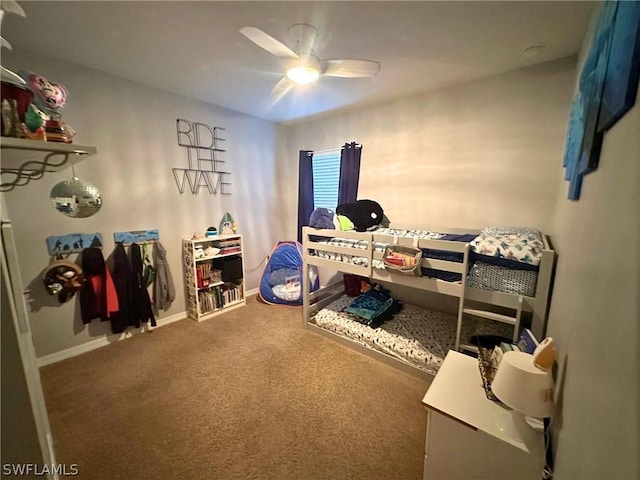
[{"xmin": 491, "ymin": 349, "xmax": 555, "ymax": 427}]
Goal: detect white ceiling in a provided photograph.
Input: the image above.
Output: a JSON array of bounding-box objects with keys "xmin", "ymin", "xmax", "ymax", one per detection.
[{"xmin": 2, "ymin": 1, "xmax": 594, "ymax": 124}]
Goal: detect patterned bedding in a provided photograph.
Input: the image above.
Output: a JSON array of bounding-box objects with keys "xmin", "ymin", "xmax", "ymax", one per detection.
[
  {"xmin": 309, "ymin": 237, "xmax": 372, "ymax": 267},
  {"xmin": 309, "ymin": 227, "xmax": 445, "ymax": 267},
  {"xmin": 470, "ymin": 227, "xmax": 544, "ymax": 266},
  {"xmin": 314, "ymin": 295, "xmax": 512, "ymax": 375},
  {"xmin": 308, "ymin": 226, "xmax": 542, "ymax": 297},
  {"xmin": 467, "ymin": 262, "xmax": 538, "ymax": 297}
]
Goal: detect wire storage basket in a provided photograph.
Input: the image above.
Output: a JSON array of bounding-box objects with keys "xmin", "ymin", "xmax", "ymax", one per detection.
[{"xmin": 477, "ymin": 346, "xmax": 502, "ymax": 403}]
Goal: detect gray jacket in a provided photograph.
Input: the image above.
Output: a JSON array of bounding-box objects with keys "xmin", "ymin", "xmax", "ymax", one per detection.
[{"xmin": 153, "ymin": 241, "xmax": 176, "ymax": 311}]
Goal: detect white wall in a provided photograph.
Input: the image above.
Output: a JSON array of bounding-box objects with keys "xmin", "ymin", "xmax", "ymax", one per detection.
[
  {"xmin": 282, "ymin": 57, "xmax": 577, "ymax": 237},
  {"xmin": 546, "ymin": 4, "xmax": 639, "ymax": 477},
  {"xmin": 2, "ymin": 49, "xmax": 285, "ymax": 358}
]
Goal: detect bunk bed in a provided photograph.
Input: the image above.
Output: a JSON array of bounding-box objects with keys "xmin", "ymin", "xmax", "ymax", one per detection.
[{"xmin": 301, "ymin": 225, "xmax": 556, "ymax": 380}]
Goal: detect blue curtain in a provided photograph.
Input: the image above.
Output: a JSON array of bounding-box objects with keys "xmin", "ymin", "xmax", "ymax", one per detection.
[
  {"xmin": 338, "ymin": 142, "xmax": 361, "ymax": 205},
  {"xmin": 297, "ymin": 150, "xmax": 314, "ymax": 243}
]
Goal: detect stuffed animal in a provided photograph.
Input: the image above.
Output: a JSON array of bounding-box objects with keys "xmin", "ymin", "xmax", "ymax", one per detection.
[
  {"xmin": 19, "ymin": 70, "xmax": 68, "ymax": 116},
  {"xmin": 336, "ymin": 199, "xmax": 384, "ymax": 232},
  {"xmin": 219, "ymin": 212, "xmax": 237, "ymax": 234},
  {"xmin": 309, "ymin": 207, "xmax": 339, "ymax": 230}
]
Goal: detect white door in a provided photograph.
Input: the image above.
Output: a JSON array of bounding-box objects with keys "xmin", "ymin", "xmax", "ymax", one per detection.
[{"xmin": 1, "ymin": 211, "xmax": 57, "ymax": 478}]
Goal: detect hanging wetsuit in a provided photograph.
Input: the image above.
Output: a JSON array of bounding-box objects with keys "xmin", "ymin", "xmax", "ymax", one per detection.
[{"xmin": 130, "ymin": 243, "xmax": 156, "ymax": 327}]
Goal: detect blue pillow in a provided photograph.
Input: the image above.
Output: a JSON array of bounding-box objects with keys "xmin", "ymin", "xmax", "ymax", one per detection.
[{"xmin": 309, "ymin": 208, "xmax": 336, "ymax": 229}]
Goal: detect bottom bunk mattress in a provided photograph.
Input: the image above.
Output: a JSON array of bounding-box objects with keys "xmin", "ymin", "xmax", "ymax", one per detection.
[{"xmin": 313, "ymin": 295, "xmax": 511, "ymax": 376}]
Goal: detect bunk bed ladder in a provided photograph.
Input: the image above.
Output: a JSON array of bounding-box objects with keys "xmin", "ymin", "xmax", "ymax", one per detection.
[
  {"xmin": 457, "ymin": 295, "xmax": 525, "ymax": 354},
  {"xmin": 454, "ymin": 241, "xmax": 528, "ymax": 354},
  {"xmin": 512, "ymin": 296, "xmax": 524, "ymax": 343}
]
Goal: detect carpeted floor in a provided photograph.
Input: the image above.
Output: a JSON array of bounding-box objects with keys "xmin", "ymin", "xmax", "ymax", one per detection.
[{"xmin": 40, "ymin": 295, "xmax": 429, "ymax": 480}]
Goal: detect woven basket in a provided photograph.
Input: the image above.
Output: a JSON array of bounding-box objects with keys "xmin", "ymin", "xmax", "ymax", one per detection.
[{"xmin": 382, "ymin": 245, "xmax": 422, "ymax": 276}]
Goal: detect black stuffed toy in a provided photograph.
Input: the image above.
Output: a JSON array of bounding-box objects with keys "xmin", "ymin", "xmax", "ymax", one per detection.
[{"xmin": 336, "ymin": 199, "xmax": 384, "ymax": 232}]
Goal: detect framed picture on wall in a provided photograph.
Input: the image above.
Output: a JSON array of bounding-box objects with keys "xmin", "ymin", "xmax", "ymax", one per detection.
[
  {"xmin": 563, "ymin": 1, "xmax": 640, "ymax": 200},
  {"xmin": 597, "ymin": 0, "xmax": 640, "ymax": 133}
]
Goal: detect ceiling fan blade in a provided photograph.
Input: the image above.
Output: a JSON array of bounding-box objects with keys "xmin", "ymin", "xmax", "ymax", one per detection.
[
  {"xmin": 1, "ymin": 66, "xmax": 26, "ymax": 85},
  {"xmin": 1, "ymin": 0, "xmax": 26, "ymax": 17},
  {"xmin": 322, "ymin": 59, "xmax": 381, "ymax": 78},
  {"xmin": 239, "ymin": 26, "xmax": 299, "ymax": 59},
  {"xmin": 270, "ymin": 76, "xmax": 294, "ymax": 104},
  {"xmin": 1, "ymin": 36, "xmax": 12, "ymax": 50}
]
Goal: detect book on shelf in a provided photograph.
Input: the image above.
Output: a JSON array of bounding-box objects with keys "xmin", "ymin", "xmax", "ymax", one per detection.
[
  {"xmin": 216, "ymin": 238, "xmax": 239, "ymax": 244},
  {"xmin": 198, "ymin": 283, "xmax": 243, "ymax": 314},
  {"xmin": 517, "ymin": 328, "xmax": 539, "ymax": 354},
  {"xmin": 219, "ymin": 247, "xmax": 241, "ymax": 255},
  {"xmin": 499, "ymin": 342, "xmax": 520, "ymax": 353},
  {"xmin": 196, "ymin": 263, "xmax": 214, "ymax": 288}
]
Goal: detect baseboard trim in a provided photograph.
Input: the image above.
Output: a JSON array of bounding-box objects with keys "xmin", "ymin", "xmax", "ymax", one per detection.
[
  {"xmin": 36, "ymin": 311, "xmax": 187, "ymax": 368},
  {"xmin": 38, "ymin": 290, "xmax": 260, "ymax": 367}
]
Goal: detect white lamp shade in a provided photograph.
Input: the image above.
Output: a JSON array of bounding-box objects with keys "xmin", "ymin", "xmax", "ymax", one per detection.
[{"xmin": 492, "ymin": 351, "xmax": 555, "ymax": 418}]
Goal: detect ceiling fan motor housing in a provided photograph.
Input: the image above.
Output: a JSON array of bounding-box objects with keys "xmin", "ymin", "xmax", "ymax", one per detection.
[{"xmin": 287, "ymin": 23, "xmax": 317, "ymax": 55}]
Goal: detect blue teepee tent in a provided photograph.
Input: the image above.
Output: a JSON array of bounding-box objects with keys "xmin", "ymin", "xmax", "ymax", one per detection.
[{"xmin": 259, "ymin": 241, "xmax": 319, "ymax": 305}]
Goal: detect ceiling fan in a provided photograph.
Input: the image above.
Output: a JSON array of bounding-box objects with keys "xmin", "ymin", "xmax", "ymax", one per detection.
[{"xmin": 239, "ymin": 23, "xmax": 381, "ymax": 86}]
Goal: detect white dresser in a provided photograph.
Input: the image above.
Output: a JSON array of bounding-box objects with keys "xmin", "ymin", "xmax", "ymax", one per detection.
[{"xmin": 421, "ymin": 350, "xmax": 544, "ymax": 480}]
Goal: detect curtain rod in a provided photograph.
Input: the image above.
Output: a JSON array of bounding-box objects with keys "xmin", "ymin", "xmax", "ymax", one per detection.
[{"xmin": 308, "ymin": 143, "xmax": 362, "ymax": 156}]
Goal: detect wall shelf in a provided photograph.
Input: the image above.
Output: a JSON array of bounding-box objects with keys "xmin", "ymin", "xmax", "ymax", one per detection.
[{"xmin": 1, "ymin": 137, "xmax": 97, "ymax": 192}]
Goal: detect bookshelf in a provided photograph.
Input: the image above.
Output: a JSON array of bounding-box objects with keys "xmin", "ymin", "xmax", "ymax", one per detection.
[{"xmin": 182, "ymin": 234, "xmax": 245, "ymax": 322}]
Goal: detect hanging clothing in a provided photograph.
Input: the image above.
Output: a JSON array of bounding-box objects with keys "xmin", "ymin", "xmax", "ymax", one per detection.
[
  {"xmin": 153, "ymin": 241, "xmax": 175, "ymax": 311},
  {"xmin": 80, "ymin": 247, "xmax": 119, "ymax": 329},
  {"xmin": 109, "ymin": 243, "xmax": 132, "ymax": 333},
  {"xmin": 141, "ymin": 243, "xmax": 156, "ymax": 288},
  {"xmin": 130, "ymin": 243, "xmax": 156, "ymax": 327}
]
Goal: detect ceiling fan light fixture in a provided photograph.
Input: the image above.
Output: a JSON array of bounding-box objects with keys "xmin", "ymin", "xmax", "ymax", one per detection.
[
  {"xmin": 286, "ymin": 54, "xmax": 320, "ymax": 84},
  {"xmin": 287, "ymin": 65, "xmax": 319, "ymax": 84}
]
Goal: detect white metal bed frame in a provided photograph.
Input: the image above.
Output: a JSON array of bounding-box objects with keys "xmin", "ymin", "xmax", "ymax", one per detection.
[{"xmin": 301, "ymin": 226, "xmax": 556, "ymax": 379}]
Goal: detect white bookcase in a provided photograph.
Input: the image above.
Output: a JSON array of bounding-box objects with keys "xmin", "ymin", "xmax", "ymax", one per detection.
[{"xmin": 182, "ymin": 234, "xmax": 245, "ymax": 322}]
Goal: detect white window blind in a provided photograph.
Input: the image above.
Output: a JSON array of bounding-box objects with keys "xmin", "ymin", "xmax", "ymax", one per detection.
[{"xmin": 312, "ymin": 150, "xmax": 341, "ymax": 210}]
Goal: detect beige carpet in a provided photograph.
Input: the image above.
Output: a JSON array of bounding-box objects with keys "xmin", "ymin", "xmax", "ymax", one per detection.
[{"xmin": 41, "ymin": 295, "xmax": 429, "ymax": 480}]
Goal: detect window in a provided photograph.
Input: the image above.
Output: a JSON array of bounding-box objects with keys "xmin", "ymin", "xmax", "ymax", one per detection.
[
  {"xmin": 312, "ymin": 150, "xmax": 341, "ymax": 210},
  {"xmin": 297, "ymin": 143, "xmax": 361, "ymax": 243}
]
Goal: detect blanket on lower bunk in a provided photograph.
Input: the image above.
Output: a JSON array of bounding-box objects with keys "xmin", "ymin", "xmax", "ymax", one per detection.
[{"xmin": 314, "ymin": 295, "xmax": 512, "ymax": 375}]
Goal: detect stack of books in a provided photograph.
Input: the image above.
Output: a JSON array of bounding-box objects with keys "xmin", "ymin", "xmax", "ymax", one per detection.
[
  {"xmin": 479, "ymin": 328, "xmax": 540, "ymax": 402},
  {"xmin": 489, "ymin": 329, "xmax": 539, "ymax": 368},
  {"xmin": 196, "ymin": 263, "xmax": 213, "ymax": 288},
  {"xmin": 216, "ymin": 239, "xmax": 241, "ymax": 255},
  {"xmin": 198, "ymin": 283, "xmax": 243, "ymax": 314}
]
